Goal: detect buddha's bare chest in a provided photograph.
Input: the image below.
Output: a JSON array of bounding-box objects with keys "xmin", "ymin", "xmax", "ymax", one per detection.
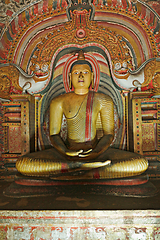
[
  {"xmin": 63, "ymin": 96, "xmax": 98, "ymax": 119},
  {"xmin": 63, "ymin": 98, "xmax": 86, "ymax": 118}
]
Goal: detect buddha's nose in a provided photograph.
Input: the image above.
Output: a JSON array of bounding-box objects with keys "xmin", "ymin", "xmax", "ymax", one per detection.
[{"xmin": 79, "ymin": 71, "xmax": 84, "ymax": 78}]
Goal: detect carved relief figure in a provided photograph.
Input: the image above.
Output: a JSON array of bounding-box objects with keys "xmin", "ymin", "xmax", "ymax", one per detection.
[{"xmin": 16, "ymin": 51, "xmax": 148, "ymax": 180}]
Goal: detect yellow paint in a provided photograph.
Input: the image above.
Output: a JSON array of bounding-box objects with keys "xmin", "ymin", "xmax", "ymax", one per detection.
[
  {"xmin": 136, "ymin": 2, "xmax": 142, "ymax": 16},
  {"xmin": 48, "ymin": 0, "xmax": 53, "ymax": 8},
  {"xmin": 22, "ymin": 11, "xmax": 26, "ymax": 24},
  {"xmin": 107, "ymin": 0, "xmax": 112, "ymax": 6},
  {"xmin": 53, "ymin": 66, "xmax": 63, "ymax": 79},
  {"xmin": 99, "ymin": 64, "xmax": 110, "ymax": 75}
]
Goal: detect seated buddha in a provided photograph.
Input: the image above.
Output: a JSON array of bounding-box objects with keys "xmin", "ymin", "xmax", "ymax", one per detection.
[{"xmin": 16, "ymin": 51, "xmax": 148, "ymax": 180}]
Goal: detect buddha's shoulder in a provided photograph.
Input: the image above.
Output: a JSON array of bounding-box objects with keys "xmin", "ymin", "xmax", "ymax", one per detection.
[
  {"xmin": 50, "ymin": 92, "xmax": 74, "ymax": 104},
  {"xmin": 93, "ymin": 92, "xmax": 113, "ymax": 102}
]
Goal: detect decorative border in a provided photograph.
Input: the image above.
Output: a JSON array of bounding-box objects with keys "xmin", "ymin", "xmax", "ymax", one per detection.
[
  {"xmin": 95, "ymin": 6, "xmax": 158, "ymax": 57},
  {"xmin": 0, "ymin": 210, "xmax": 160, "ymax": 239},
  {"xmin": 0, "ymin": 102, "xmax": 4, "ymax": 161},
  {"xmin": 132, "ymin": 99, "xmax": 143, "ymax": 155}
]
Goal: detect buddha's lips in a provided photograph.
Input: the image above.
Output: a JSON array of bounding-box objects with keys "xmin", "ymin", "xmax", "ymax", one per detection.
[{"xmin": 78, "ymin": 79, "xmax": 84, "ymax": 82}]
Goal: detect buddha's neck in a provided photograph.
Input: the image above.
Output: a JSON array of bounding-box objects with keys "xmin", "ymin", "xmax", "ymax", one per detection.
[{"xmin": 74, "ymin": 89, "xmax": 89, "ymax": 95}]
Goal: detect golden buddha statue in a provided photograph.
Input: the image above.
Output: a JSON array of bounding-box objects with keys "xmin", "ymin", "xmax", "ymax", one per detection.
[{"xmin": 16, "ymin": 51, "xmax": 148, "ymax": 180}]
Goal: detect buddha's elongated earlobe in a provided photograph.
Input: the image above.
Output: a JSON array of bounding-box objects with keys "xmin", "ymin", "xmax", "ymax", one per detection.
[
  {"xmin": 92, "ymin": 79, "xmax": 94, "ymax": 89},
  {"xmin": 69, "ymin": 78, "xmax": 72, "ymax": 89},
  {"xmin": 91, "ymin": 72, "xmax": 94, "ymax": 89},
  {"xmin": 69, "ymin": 73, "xmax": 72, "ymax": 89}
]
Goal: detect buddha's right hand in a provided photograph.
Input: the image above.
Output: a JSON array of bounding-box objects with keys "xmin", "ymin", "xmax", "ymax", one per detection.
[{"xmin": 66, "ymin": 149, "xmax": 83, "ymax": 157}]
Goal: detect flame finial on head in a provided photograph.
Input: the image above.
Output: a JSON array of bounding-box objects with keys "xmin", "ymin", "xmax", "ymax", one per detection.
[{"xmin": 77, "ymin": 50, "xmax": 85, "ymax": 61}]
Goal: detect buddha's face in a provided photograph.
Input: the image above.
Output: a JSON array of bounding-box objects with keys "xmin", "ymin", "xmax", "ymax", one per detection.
[{"xmin": 70, "ymin": 64, "xmax": 93, "ymax": 90}]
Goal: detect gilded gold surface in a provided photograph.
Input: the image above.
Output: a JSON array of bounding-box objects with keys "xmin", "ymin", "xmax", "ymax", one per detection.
[
  {"xmin": 16, "ymin": 157, "xmax": 62, "ymax": 177},
  {"xmin": 59, "ymin": 93, "xmax": 114, "ymax": 146}
]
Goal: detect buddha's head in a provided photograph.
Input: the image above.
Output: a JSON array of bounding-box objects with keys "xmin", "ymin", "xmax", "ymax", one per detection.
[{"xmin": 69, "ymin": 51, "xmax": 94, "ymax": 94}]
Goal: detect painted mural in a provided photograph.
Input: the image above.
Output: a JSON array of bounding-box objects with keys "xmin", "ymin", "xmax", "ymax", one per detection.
[{"xmin": 0, "ymin": 0, "xmax": 160, "ymax": 175}]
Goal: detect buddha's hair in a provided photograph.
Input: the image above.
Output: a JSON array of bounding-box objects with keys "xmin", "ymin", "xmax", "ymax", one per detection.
[{"xmin": 70, "ymin": 60, "xmax": 93, "ymax": 72}]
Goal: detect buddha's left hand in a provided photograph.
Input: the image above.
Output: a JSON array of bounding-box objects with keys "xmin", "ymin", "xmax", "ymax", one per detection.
[
  {"xmin": 66, "ymin": 149, "xmax": 83, "ymax": 157},
  {"xmin": 78, "ymin": 149, "xmax": 92, "ymax": 157},
  {"xmin": 78, "ymin": 149, "xmax": 100, "ymax": 160},
  {"xmin": 79, "ymin": 134, "xmax": 114, "ymax": 160}
]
